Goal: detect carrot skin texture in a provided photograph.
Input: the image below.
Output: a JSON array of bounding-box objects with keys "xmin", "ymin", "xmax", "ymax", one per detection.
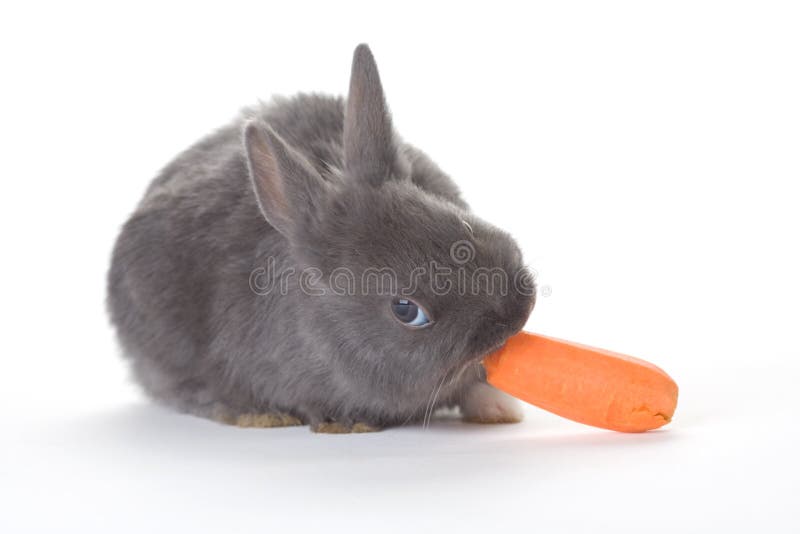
[{"xmin": 483, "ymin": 332, "xmax": 679, "ymax": 432}]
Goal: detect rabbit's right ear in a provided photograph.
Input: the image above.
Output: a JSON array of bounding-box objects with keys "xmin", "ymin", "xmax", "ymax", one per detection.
[
  {"xmin": 243, "ymin": 120, "xmax": 327, "ymax": 239},
  {"xmin": 344, "ymin": 44, "xmax": 407, "ymax": 186}
]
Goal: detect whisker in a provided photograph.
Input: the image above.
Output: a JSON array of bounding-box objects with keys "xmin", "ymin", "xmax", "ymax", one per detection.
[
  {"xmin": 426, "ymin": 376, "xmax": 448, "ymax": 429},
  {"xmin": 424, "ymin": 370, "xmax": 450, "ymax": 430},
  {"xmin": 421, "ymin": 376, "xmax": 439, "ymax": 430},
  {"xmin": 420, "ymin": 359, "xmax": 481, "ymax": 430},
  {"xmin": 448, "ymin": 361, "xmax": 472, "ymax": 391},
  {"xmin": 423, "ymin": 375, "xmax": 441, "ymax": 429}
]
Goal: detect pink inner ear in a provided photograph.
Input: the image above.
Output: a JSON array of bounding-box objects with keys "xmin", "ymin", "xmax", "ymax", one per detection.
[
  {"xmin": 247, "ymin": 125, "xmax": 290, "ymax": 225},
  {"xmin": 254, "ymin": 145, "xmax": 289, "ymax": 212}
]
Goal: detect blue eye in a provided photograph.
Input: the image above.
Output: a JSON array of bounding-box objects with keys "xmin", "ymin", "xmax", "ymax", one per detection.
[{"xmin": 391, "ymin": 298, "xmax": 431, "ymax": 327}]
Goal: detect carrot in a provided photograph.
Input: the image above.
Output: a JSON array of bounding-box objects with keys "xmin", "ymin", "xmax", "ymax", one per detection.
[{"xmin": 483, "ymin": 332, "xmax": 678, "ymax": 432}]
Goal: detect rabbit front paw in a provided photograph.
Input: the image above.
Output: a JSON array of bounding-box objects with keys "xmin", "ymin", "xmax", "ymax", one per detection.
[{"xmin": 461, "ymin": 382, "xmax": 523, "ymax": 424}]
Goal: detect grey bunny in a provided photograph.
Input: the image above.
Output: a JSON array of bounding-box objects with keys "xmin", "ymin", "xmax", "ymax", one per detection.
[{"xmin": 107, "ymin": 44, "xmax": 536, "ymax": 433}]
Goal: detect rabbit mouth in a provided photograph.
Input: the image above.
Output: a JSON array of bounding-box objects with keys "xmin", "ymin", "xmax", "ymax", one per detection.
[
  {"xmin": 483, "ymin": 335, "xmax": 514, "ymax": 358},
  {"xmin": 467, "ymin": 323, "xmax": 522, "ymax": 364}
]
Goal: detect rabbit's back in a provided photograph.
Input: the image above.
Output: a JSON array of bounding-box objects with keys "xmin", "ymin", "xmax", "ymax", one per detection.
[
  {"xmin": 108, "ymin": 94, "xmax": 348, "ymax": 414},
  {"xmin": 142, "ymin": 94, "xmax": 346, "ymax": 209}
]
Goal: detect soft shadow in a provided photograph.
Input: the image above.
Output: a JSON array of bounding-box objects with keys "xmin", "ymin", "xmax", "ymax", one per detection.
[{"xmin": 50, "ymin": 401, "xmax": 680, "ymax": 488}]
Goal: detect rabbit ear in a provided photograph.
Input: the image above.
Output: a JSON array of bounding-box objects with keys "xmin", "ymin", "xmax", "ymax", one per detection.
[
  {"xmin": 344, "ymin": 44, "xmax": 405, "ymax": 186},
  {"xmin": 243, "ymin": 120, "xmax": 327, "ymax": 239}
]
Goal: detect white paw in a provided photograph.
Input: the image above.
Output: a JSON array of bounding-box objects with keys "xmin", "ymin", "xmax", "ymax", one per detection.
[{"xmin": 461, "ymin": 382, "xmax": 523, "ymax": 424}]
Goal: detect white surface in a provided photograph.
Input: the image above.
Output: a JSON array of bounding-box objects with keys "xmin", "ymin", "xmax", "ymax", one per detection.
[{"xmin": 2, "ymin": 1, "xmax": 799, "ymax": 533}]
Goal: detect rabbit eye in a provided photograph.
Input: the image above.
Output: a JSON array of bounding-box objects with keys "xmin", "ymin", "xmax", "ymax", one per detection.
[{"xmin": 391, "ymin": 298, "xmax": 431, "ymax": 327}]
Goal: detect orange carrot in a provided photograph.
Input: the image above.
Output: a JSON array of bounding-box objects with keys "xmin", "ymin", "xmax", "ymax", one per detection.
[{"xmin": 483, "ymin": 332, "xmax": 678, "ymax": 432}]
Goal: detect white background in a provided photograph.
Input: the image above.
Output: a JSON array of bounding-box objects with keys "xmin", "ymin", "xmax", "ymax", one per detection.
[{"xmin": 2, "ymin": 1, "xmax": 799, "ymax": 532}]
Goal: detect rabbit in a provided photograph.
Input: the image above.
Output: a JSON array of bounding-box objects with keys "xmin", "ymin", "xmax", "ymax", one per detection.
[{"xmin": 107, "ymin": 44, "xmax": 536, "ymax": 433}]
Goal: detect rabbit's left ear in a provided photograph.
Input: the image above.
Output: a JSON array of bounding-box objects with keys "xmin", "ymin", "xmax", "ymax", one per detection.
[
  {"xmin": 344, "ymin": 44, "xmax": 407, "ymax": 186},
  {"xmin": 243, "ymin": 120, "xmax": 328, "ymax": 240}
]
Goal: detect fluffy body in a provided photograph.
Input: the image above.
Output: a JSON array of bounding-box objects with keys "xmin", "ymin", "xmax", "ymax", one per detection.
[{"xmin": 107, "ymin": 45, "xmax": 534, "ymax": 431}]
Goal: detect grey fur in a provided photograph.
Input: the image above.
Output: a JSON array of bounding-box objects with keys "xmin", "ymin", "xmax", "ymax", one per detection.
[{"xmin": 107, "ymin": 44, "xmax": 535, "ymax": 430}]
